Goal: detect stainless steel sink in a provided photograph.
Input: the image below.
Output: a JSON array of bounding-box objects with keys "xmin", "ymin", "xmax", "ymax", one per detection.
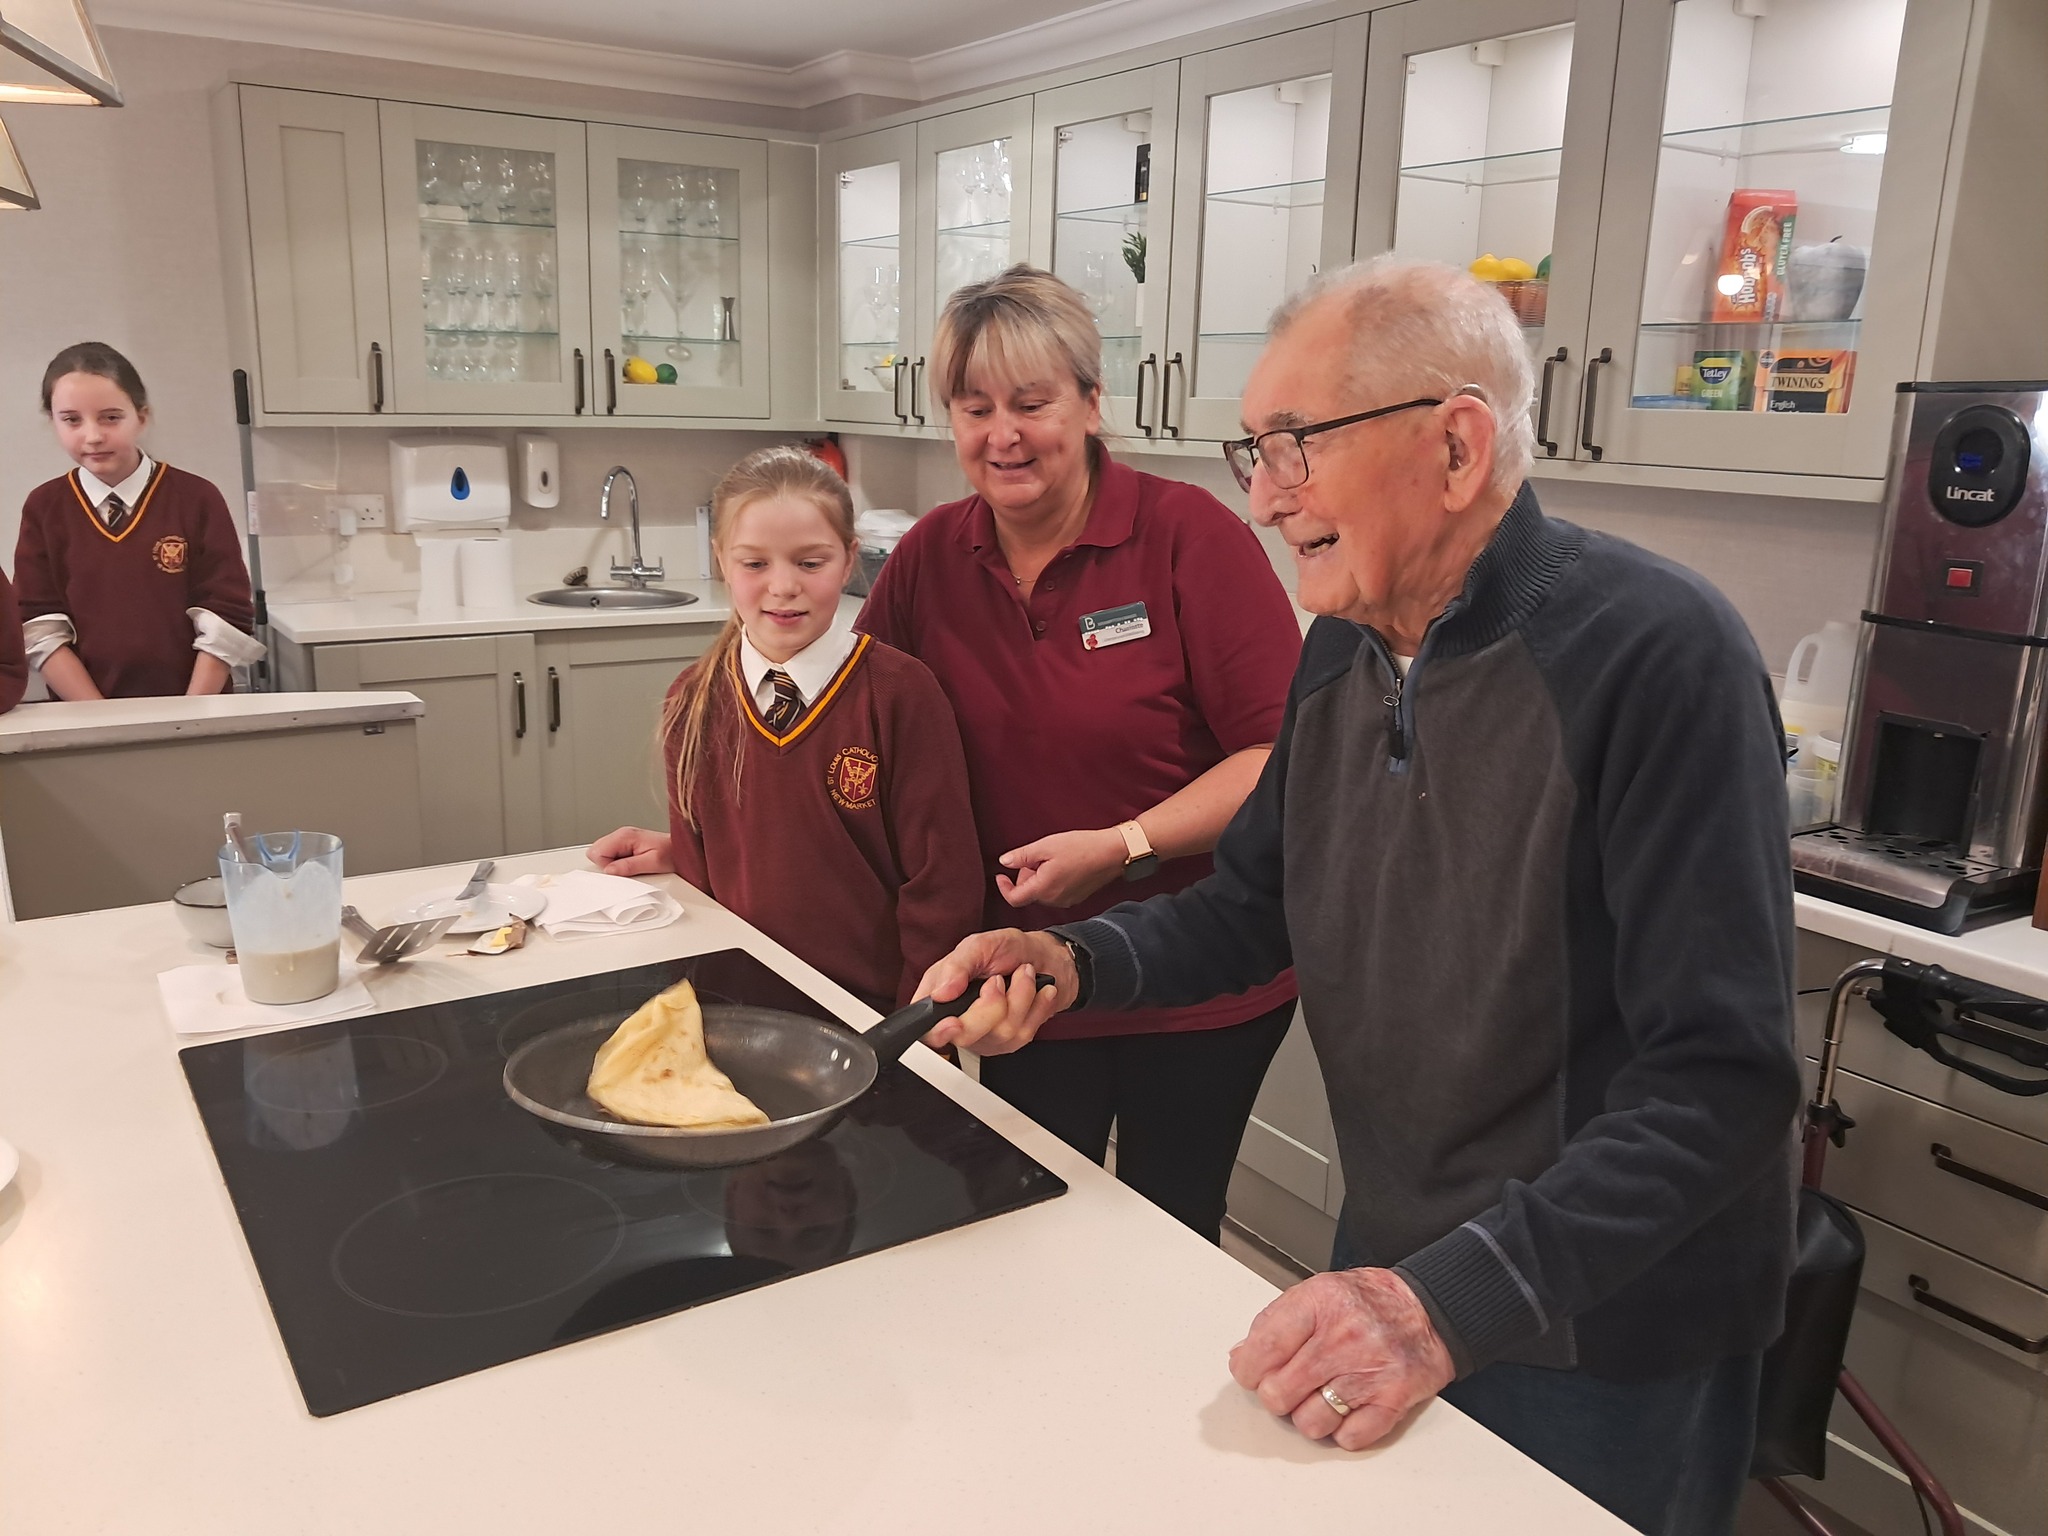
[{"xmin": 529, "ymin": 587, "xmax": 699, "ymax": 610}]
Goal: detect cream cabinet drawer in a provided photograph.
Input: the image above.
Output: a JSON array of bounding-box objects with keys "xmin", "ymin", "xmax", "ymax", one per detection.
[{"xmin": 1824, "ymin": 1070, "xmax": 2048, "ymax": 1290}]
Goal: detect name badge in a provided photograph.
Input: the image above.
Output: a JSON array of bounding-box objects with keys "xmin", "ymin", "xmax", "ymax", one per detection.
[{"xmin": 1079, "ymin": 601, "xmax": 1150, "ymax": 650}]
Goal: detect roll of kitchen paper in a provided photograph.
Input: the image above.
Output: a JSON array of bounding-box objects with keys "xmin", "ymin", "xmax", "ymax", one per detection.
[
  {"xmin": 458, "ymin": 536, "xmax": 518, "ymax": 614},
  {"xmin": 416, "ymin": 535, "xmax": 462, "ymax": 619}
]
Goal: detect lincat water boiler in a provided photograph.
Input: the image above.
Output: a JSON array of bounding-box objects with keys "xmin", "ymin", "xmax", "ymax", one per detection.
[{"xmin": 1792, "ymin": 381, "xmax": 2048, "ymax": 933}]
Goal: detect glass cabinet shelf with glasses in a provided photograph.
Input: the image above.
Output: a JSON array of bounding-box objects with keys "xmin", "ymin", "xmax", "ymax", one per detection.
[
  {"xmin": 380, "ymin": 102, "xmax": 590, "ymax": 415},
  {"xmin": 1577, "ymin": 0, "xmax": 1969, "ymax": 482},
  {"xmin": 822, "ymin": 124, "xmax": 916, "ymax": 426},
  {"xmin": 587, "ymin": 124, "xmax": 770, "ymax": 419}
]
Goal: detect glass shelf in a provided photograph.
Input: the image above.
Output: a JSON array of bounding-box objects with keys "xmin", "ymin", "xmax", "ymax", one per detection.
[
  {"xmin": 1058, "ymin": 201, "xmax": 1148, "ymax": 227},
  {"xmin": 1197, "ymin": 331, "xmax": 1271, "ymax": 343},
  {"xmin": 624, "ymin": 334, "xmax": 736, "ymax": 346},
  {"xmin": 615, "ymin": 227, "xmax": 739, "ymax": 244},
  {"xmin": 842, "ymin": 234, "xmax": 901, "ymax": 251},
  {"xmin": 420, "ymin": 208, "xmax": 557, "ymax": 231},
  {"xmin": 1400, "ymin": 146, "xmax": 1563, "ymax": 189},
  {"xmin": 935, "ymin": 218, "xmax": 1013, "ymax": 240},
  {"xmin": 1639, "ymin": 318, "xmax": 1863, "ymax": 335},
  {"xmin": 1206, "ymin": 178, "xmax": 1324, "ymax": 210},
  {"xmin": 1661, "ymin": 105, "xmax": 1891, "ymax": 162},
  {"xmin": 426, "ymin": 327, "xmax": 561, "ymax": 339}
]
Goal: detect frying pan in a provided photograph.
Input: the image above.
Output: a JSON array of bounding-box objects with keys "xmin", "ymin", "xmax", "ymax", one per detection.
[{"xmin": 503, "ymin": 978, "xmax": 1048, "ymax": 1170}]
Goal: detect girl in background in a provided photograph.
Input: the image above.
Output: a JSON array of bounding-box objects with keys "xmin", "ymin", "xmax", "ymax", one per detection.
[
  {"xmin": 15, "ymin": 342, "xmax": 262, "ymax": 699},
  {"xmin": 589, "ymin": 446, "xmax": 983, "ymax": 1012}
]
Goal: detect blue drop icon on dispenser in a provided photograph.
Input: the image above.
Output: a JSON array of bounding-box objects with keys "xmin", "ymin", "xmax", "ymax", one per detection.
[{"xmin": 450, "ymin": 467, "xmax": 471, "ymax": 500}]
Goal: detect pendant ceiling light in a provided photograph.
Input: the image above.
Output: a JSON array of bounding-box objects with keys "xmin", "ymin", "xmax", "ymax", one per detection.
[
  {"xmin": 0, "ymin": 0, "xmax": 120, "ymax": 106},
  {"xmin": 0, "ymin": 116, "xmax": 37, "ymax": 208}
]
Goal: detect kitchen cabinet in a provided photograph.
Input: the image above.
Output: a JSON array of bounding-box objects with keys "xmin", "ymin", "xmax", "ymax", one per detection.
[
  {"xmin": 225, "ymin": 85, "xmax": 393, "ymax": 416},
  {"xmin": 1165, "ymin": 22, "xmax": 1369, "ymax": 442},
  {"xmin": 302, "ymin": 632, "xmax": 545, "ymax": 863},
  {"xmin": 535, "ymin": 624, "xmax": 716, "ymax": 847},
  {"xmin": 586, "ymin": 123, "xmax": 772, "ymax": 419},
  {"xmin": 1027, "ymin": 64, "xmax": 1182, "ymax": 440},
  {"xmin": 379, "ymin": 101, "xmax": 593, "ymax": 417}
]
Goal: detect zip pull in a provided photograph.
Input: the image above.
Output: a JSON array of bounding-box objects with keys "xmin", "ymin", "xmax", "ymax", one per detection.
[{"xmin": 1384, "ymin": 670, "xmax": 1407, "ymax": 760}]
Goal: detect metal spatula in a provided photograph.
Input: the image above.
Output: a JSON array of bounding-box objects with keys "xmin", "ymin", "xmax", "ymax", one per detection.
[{"xmin": 342, "ymin": 905, "xmax": 459, "ymax": 965}]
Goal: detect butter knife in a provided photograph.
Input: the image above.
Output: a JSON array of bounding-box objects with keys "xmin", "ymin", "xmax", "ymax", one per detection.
[{"xmin": 454, "ymin": 859, "xmax": 495, "ymax": 904}]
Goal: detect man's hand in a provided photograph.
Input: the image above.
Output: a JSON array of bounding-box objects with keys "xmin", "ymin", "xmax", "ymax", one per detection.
[
  {"xmin": 1228, "ymin": 1268, "xmax": 1455, "ymax": 1451},
  {"xmin": 916, "ymin": 928, "xmax": 1077, "ymax": 1055},
  {"xmin": 587, "ymin": 826, "xmax": 676, "ymax": 877},
  {"xmin": 995, "ymin": 827, "xmax": 1127, "ymax": 909}
]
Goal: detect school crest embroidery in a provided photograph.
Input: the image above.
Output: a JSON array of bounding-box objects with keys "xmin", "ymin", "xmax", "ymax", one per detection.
[
  {"xmin": 827, "ymin": 745, "xmax": 881, "ymax": 811},
  {"xmin": 152, "ymin": 535, "xmax": 188, "ymax": 574}
]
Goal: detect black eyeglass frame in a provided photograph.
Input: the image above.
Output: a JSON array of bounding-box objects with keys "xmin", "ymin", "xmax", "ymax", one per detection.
[{"xmin": 1222, "ymin": 396, "xmax": 1444, "ymax": 491}]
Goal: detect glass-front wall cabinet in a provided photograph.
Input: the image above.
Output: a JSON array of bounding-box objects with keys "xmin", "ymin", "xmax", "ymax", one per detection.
[
  {"xmin": 1583, "ymin": 0, "xmax": 1952, "ymax": 479},
  {"xmin": 587, "ymin": 124, "xmax": 770, "ymax": 419},
  {"xmin": 1030, "ymin": 64, "xmax": 1180, "ymax": 438},
  {"xmin": 1168, "ymin": 22, "xmax": 1368, "ymax": 440},
  {"xmin": 823, "ymin": 125, "xmax": 916, "ymax": 426},
  {"xmin": 380, "ymin": 103, "xmax": 590, "ymax": 415}
]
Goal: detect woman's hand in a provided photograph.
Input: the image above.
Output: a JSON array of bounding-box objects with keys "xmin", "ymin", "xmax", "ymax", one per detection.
[
  {"xmin": 996, "ymin": 827, "xmax": 1128, "ymax": 909},
  {"xmin": 588, "ymin": 826, "xmax": 675, "ymax": 877},
  {"xmin": 916, "ymin": 928, "xmax": 1076, "ymax": 1055}
]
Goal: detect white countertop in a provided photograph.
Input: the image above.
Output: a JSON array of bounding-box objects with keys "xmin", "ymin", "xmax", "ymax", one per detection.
[
  {"xmin": 269, "ymin": 580, "xmax": 738, "ymax": 644},
  {"xmin": 0, "ymin": 848, "xmax": 1625, "ymax": 1535},
  {"xmin": 0, "ymin": 690, "xmax": 424, "ymax": 755},
  {"xmin": 1796, "ymin": 891, "xmax": 2048, "ymax": 999}
]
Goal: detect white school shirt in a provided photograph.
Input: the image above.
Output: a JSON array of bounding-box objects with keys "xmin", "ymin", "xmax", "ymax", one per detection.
[{"xmin": 737, "ymin": 623, "xmax": 858, "ymax": 713}]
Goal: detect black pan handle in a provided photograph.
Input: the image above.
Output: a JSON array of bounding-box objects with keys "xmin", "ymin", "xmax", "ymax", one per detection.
[{"xmin": 863, "ymin": 974, "xmax": 1057, "ymax": 1068}]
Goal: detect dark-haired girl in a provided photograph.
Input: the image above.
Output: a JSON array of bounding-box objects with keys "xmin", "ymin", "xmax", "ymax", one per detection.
[{"xmin": 14, "ymin": 342, "xmax": 261, "ymax": 699}]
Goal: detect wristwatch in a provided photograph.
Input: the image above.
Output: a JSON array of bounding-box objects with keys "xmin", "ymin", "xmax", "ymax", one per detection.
[
  {"xmin": 1052, "ymin": 931, "xmax": 1095, "ymax": 1009},
  {"xmin": 1116, "ymin": 819, "xmax": 1161, "ymax": 883}
]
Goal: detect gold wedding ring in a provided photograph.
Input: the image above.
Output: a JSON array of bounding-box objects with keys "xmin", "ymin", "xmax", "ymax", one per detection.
[{"xmin": 1320, "ymin": 1384, "xmax": 1353, "ymax": 1417}]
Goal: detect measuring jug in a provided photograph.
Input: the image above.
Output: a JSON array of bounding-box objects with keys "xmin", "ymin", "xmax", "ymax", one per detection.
[{"xmin": 217, "ymin": 832, "xmax": 345, "ymax": 1004}]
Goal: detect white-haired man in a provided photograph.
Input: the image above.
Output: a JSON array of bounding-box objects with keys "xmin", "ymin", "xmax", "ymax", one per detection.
[{"xmin": 919, "ymin": 256, "xmax": 1800, "ymax": 1536}]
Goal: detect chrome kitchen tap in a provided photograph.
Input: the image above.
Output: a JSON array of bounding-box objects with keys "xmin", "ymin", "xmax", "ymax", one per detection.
[{"xmin": 600, "ymin": 465, "xmax": 665, "ymax": 588}]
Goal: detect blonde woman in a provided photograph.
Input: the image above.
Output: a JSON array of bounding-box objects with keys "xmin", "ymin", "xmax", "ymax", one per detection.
[
  {"xmin": 590, "ymin": 445, "xmax": 982, "ymax": 1012},
  {"xmin": 858, "ymin": 265, "xmax": 1302, "ymax": 1242}
]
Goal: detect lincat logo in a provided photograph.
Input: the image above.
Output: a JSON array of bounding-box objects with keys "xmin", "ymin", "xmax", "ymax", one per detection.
[{"xmin": 1945, "ymin": 486, "xmax": 1997, "ymax": 502}]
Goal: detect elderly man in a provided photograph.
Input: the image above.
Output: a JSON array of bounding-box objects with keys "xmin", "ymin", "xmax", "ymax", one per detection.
[{"xmin": 918, "ymin": 255, "xmax": 1800, "ymax": 1536}]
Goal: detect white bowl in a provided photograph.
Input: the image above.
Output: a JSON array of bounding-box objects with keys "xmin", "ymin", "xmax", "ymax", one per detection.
[{"xmin": 172, "ymin": 877, "xmax": 235, "ymax": 948}]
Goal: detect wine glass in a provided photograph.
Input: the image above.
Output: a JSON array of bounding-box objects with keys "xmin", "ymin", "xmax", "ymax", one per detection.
[
  {"xmin": 623, "ymin": 167, "xmax": 654, "ymax": 231},
  {"xmin": 620, "ymin": 239, "xmax": 654, "ymax": 335},
  {"xmin": 442, "ymin": 236, "xmax": 475, "ymax": 331},
  {"xmin": 492, "ymin": 154, "xmax": 519, "ymax": 223},
  {"xmin": 526, "ymin": 156, "xmax": 554, "ymax": 223},
  {"xmin": 474, "ymin": 241, "xmax": 500, "ymax": 330},
  {"xmin": 457, "ymin": 150, "xmax": 485, "ymax": 220},
  {"xmin": 419, "ymin": 144, "xmax": 448, "ymax": 208},
  {"xmin": 490, "ymin": 335, "xmax": 520, "ymax": 384},
  {"xmin": 533, "ymin": 246, "xmax": 558, "ymax": 330},
  {"xmin": 500, "ymin": 242, "xmax": 526, "ymax": 332}
]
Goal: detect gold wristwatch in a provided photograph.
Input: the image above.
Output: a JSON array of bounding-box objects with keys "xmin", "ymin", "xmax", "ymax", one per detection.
[{"xmin": 1116, "ymin": 819, "xmax": 1161, "ymax": 883}]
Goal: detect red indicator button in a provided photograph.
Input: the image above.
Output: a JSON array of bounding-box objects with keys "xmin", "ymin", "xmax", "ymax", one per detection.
[{"xmin": 1946, "ymin": 565, "xmax": 1977, "ymax": 590}]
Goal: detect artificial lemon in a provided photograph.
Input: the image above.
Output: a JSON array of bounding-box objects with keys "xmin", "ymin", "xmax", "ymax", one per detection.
[
  {"xmin": 1469, "ymin": 254, "xmax": 1509, "ymax": 282},
  {"xmin": 1497, "ymin": 256, "xmax": 1537, "ymax": 281},
  {"xmin": 622, "ymin": 356, "xmax": 658, "ymax": 385}
]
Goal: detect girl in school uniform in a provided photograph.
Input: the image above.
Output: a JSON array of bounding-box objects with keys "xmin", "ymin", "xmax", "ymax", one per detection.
[
  {"xmin": 14, "ymin": 342, "xmax": 263, "ymax": 699},
  {"xmin": 589, "ymin": 445, "xmax": 984, "ymax": 1012}
]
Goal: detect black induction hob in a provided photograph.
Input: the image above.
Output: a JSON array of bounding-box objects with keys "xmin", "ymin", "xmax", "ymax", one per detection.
[{"xmin": 179, "ymin": 950, "xmax": 1066, "ymax": 1416}]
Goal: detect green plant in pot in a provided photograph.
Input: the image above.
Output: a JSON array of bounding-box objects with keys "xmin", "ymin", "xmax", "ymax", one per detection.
[{"xmin": 1121, "ymin": 231, "xmax": 1147, "ymax": 330}]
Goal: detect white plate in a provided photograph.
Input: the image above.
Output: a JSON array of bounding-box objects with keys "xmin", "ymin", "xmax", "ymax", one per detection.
[
  {"xmin": 401, "ymin": 883, "xmax": 548, "ymax": 936},
  {"xmin": 0, "ymin": 1137, "xmax": 17, "ymax": 1194}
]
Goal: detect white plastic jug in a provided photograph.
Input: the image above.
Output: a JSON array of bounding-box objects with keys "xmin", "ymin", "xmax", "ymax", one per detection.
[{"xmin": 1781, "ymin": 621, "xmax": 1856, "ymax": 750}]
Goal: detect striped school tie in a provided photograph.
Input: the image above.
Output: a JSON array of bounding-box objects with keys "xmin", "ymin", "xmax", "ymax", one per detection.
[
  {"xmin": 765, "ymin": 668, "xmax": 802, "ymax": 732},
  {"xmin": 102, "ymin": 493, "xmax": 129, "ymax": 534}
]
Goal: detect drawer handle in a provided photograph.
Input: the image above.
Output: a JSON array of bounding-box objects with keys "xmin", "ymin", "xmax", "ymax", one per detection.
[
  {"xmin": 1163, "ymin": 351, "xmax": 1185, "ymax": 438},
  {"xmin": 512, "ymin": 671, "xmax": 527, "ymax": 739},
  {"xmin": 1134, "ymin": 352, "xmax": 1156, "ymax": 434},
  {"xmin": 1535, "ymin": 346, "xmax": 1566, "ymax": 457},
  {"xmin": 910, "ymin": 357, "xmax": 927, "ymax": 425},
  {"xmin": 1931, "ymin": 1142, "xmax": 2048, "ymax": 1211},
  {"xmin": 890, "ymin": 357, "xmax": 908, "ymax": 423},
  {"xmin": 369, "ymin": 342, "xmax": 386, "ymax": 412},
  {"xmin": 547, "ymin": 665, "xmax": 561, "ymax": 733},
  {"xmin": 573, "ymin": 348, "xmax": 586, "ymax": 414},
  {"xmin": 1908, "ymin": 1274, "xmax": 2048, "ymax": 1355}
]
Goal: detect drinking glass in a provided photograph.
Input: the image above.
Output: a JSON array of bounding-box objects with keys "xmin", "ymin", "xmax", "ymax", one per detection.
[
  {"xmin": 685, "ymin": 168, "xmax": 723, "ymax": 236},
  {"xmin": 457, "ymin": 150, "xmax": 485, "ymax": 219},
  {"xmin": 620, "ymin": 239, "xmax": 654, "ymax": 334},
  {"xmin": 474, "ymin": 241, "xmax": 500, "ymax": 330},
  {"xmin": 463, "ymin": 332, "xmax": 488, "ymax": 381},
  {"xmin": 533, "ymin": 247, "xmax": 558, "ymax": 330},
  {"xmin": 624, "ymin": 167, "xmax": 654, "ymax": 230},
  {"xmin": 443, "ymin": 236, "xmax": 475, "ymax": 330},
  {"xmin": 526, "ymin": 155, "xmax": 554, "ymax": 223},
  {"xmin": 419, "ymin": 144, "xmax": 448, "ymax": 208},
  {"xmin": 490, "ymin": 335, "xmax": 520, "ymax": 384},
  {"xmin": 217, "ymin": 832, "xmax": 344, "ymax": 1005},
  {"xmin": 660, "ymin": 167, "xmax": 689, "ymax": 233},
  {"xmin": 492, "ymin": 154, "xmax": 519, "ymax": 222},
  {"xmin": 500, "ymin": 243, "xmax": 526, "ymax": 331}
]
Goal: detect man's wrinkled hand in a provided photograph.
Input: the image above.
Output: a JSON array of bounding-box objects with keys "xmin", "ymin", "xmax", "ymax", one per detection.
[
  {"xmin": 1227, "ymin": 1268, "xmax": 1455, "ymax": 1451},
  {"xmin": 914, "ymin": 929, "xmax": 1075, "ymax": 1055}
]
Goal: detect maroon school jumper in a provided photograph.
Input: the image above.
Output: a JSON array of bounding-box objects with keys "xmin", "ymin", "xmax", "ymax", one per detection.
[
  {"xmin": 14, "ymin": 463, "xmax": 256, "ymax": 699},
  {"xmin": 859, "ymin": 453, "xmax": 1303, "ymax": 1041},
  {"xmin": 666, "ymin": 633, "xmax": 985, "ymax": 1009},
  {"xmin": 0, "ymin": 565, "xmax": 25, "ymax": 714}
]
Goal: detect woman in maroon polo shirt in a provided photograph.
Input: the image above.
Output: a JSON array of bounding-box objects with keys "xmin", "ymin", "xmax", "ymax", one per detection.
[{"xmin": 857, "ymin": 265, "xmax": 1302, "ymax": 1242}]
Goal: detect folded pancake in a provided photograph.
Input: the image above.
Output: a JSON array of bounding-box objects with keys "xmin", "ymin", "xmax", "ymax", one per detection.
[{"xmin": 586, "ymin": 980, "xmax": 770, "ymax": 1129}]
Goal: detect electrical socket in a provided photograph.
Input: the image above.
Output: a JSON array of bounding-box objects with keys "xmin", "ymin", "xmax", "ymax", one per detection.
[{"xmin": 326, "ymin": 494, "xmax": 387, "ymax": 530}]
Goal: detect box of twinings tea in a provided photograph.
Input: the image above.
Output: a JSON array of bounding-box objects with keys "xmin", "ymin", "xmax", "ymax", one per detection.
[{"xmin": 1757, "ymin": 350, "xmax": 1856, "ymax": 413}]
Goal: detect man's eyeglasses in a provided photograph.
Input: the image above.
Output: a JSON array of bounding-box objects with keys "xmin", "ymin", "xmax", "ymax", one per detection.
[{"xmin": 1222, "ymin": 397, "xmax": 1443, "ymax": 491}]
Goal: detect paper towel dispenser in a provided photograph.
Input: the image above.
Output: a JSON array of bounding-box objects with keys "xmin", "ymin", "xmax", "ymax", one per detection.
[{"xmin": 390, "ymin": 438, "xmax": 512, "ymax": 532}]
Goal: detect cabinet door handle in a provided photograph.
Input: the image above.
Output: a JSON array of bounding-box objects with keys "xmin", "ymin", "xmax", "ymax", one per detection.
[
  {"xmin": 1908, "ymin": 1275, "xmax": 2048, "ymax": 1354},
  {"xmin": 1163, "ymin": 351, "xmax": 1185, "ymax": 438},
  {"xmin": 910, "ymin": 357, "xmax": 927, "ymax": 424},
  {"xmin": 604, "ymin": 349, "xmax": 618, "ymax": 415},
  {"xmin": 369, "ymin": 342, "xmax": 385, "ymax": 412},
  {"xmin": 573, "ymin": 348, "xmax": 586, "ymax": 414},
  {"xmin": 512, "ymin": 672, "xmax": 527, "ymax": 739},
  {"xmin": 891, "ymin": 357, "xmax": 908, "ymax": 424},
  {"xmin": 547, "ymin": 666, "xmax": 561, "ymax": 733},
  {"xmin": 1134, "ymin": 352, "xmax": 1156, "ymax": 434},
  {"xmin": 1931, "ymin": 1142, "xmax": 2048, "ymax": 1211},
  {"xmin": 1579, "ymin": 347, "xmax": 1611, "ymax": 462},
  {"xmin": 1536, "ymin": 347, "xmax": 1567, "ymax": 457}
]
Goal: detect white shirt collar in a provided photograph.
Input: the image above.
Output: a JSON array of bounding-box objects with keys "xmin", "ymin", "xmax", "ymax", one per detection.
[
  {"xmin": 738, "ymin": 621, "xmax": 857, "ymax": 710},
  {"xmin": 78, "ymin": 452, "xmax": 154, "ymax": 510}
]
